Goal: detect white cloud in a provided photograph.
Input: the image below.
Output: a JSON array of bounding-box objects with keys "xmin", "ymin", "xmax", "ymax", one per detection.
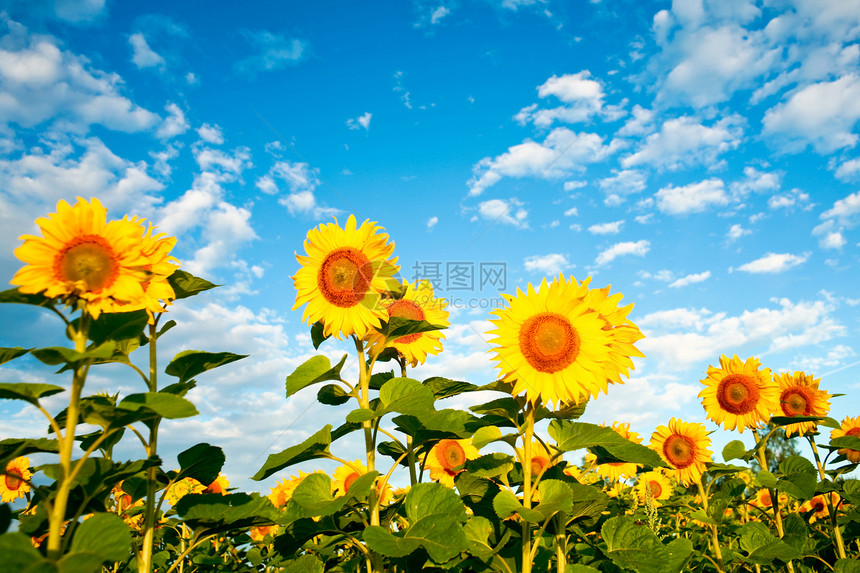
[
  {"xmin": 669, "ymin": 270, "xmax": 711, "ymax": 288},
  {"xmin": 258, "ymin": 160, "xmax": 341, "ymax": 219},
  {"xmin": 819, "ymin": 231, "xmax": 846, "ymax": 249},
  {"xmin": 767, "ymin": 188, "xmax": 810, "ymax": 210},
  {"xmin": 735, "ymin": 252, "xmax": 809, "ymax": 273},
  {"xmin": 598, "ymin": 169, "xmax": 647, "ymax": 201},
  {"xmin": 346, "ymin": 112, "xmax": 372, "ymax": 131},
  {"xmin": 468, "ymin": 128, "xmax": 620, "ymax": 196},
  {"xmin": 524, "ymin": 253, "xmax": 569, "ymax": 275},
  {"xmin": 793, "ymin": 344, "xmax": 855, "ymax": 372},
  {"xmin": 198, "ymin": 123, "xmax": 225, "ymax": 144},
  {"xmin": 430, "ymin": 6, "xmax": 450, "ymax": 24},
  {"xmin": 563, "ymin": 207, "xmax": 578, "ymax": 216},
  {"xmin": 821, "ymin": 191, "xmax": 860, "ymax": 225},
  {"xmin": 621, "ymin": 116, "xmax": 743, "ymax": 170},
  {"xmin": 194, "ymin": 146, "xmax": 251, "ymax": 175},
  {"xmin": 727, "ymin": 223, "xmax": 751, "ymax": 241},
  {"xmin": 129, "ymin": 32, "xmax": 164, "ymax": 69},
  {"xmin": 477, "ymin": 198, "xmax": 528, "ymax": 228},
  {"xmin": 156, "ymin": 102, "xmax": 189, "ymax": 139},
  {"xmin": 730, "ymin": 166, "xmax": 781, "ymax": 197},
  {"xmin": 617, "ymin": 105, "xmax": 654, "ymax": 136},
  {"xmin": 427, "ymin": 215, "xmax": 438, "ymax": 230},
  {"xmin": 53, "ymin": 0, "xmax": 107, "ymax": 23},
  {"xmin": 588, "ymin": 220, "xmax": 624, "ymax": 235},
  {"xmin": 655, "ymin": 178, "xmax": 728, "ymax": 215},
  {"xmin": 235, "ymin": 30, "xmax": 307, "ymax": 74},
  {"xmin": 515, "ymin": 71, "xmax": 612, "ymax": 127},
  {"xmin": 835, "ymin": 157, "xmax": 860, "ymax": 180},
  {"xmin": 564, "ymin": 180, "xmax": 587, "ymax": 191},
  {"xmin": 595, "ymin": 240, "xmax": 650, "ymax": 266}
]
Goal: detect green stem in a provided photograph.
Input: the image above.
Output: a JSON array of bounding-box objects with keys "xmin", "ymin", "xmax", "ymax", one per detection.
[
  {"xmin": 696, "ymin": 479, "xmax": 724, "ymax": 573},
  {"xmin": 807, "ymin": 438, "xmax": 847, "ymax": 560},
  {"xmin": 555, "ymin": 512, "xmax": 567, "ymax": 573},
  {"xmin": 521, "ymin": 404, "xmax": 535, "ymax": 573},
  {"xmin": 354, "ymin": 336, "xmax": 379, "ymax": 530},
  {"xmin": 139, "ymin": 322, "xmax": 160, "ymax": 573},
  {"xmin": 399, "ymin": 358, "xmax": 418, "ymax": 487},
  {"xmin": 755, "ymin": 445, "xmax": 795, "ymax": 573}
]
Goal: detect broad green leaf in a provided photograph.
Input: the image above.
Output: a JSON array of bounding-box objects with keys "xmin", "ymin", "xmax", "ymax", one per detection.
[
  {"xmin": 0, "ymin": 532, "xmax": 48, "ymax": 571},
  {"xmin": 835, "ymin": 559, "xmax": 860, "ymax": 573},
  {"xmin": 602, "ymin": 515, "xmax": 668, "ymax": 573},
  {"xmin": 777, "ymin": 455, "xmax": 817, "ymax": 500},
  {"xmin": 757, "ymin": 470, "xmax": 778, "ymax": 489},
  {"xmin": 393, "ymin": 408, "xmax": 482, "ymax": 440},
  {"xmin": 407, "ymin": 514, "xmax": 468, "ymax": 563},
  {"xmin": 0, "ymin": 438, "xmax": 59, "ymax": 467},
  {"xmin": 376, "ymin": 316, "xmax": 446, "ymax": 341},
  {"xmin": 69, "ymin": 513, "xmax": 131, "ymax": 562},
  {"xmin": 534, "ymin": 480, "xmax": 574, "ymax": 518},
  {"xmin": 492, "ymin": 489, "xmax": 543, "ymax": 523},
  {"xmin": 549, "ymin": 420, "xmax": 665, "ymax": 468},
  {"xmin": 346, "ymin": 408, "xmax": 376, "ymax": 423},
  {"xmin": 707, "ymin": 463, "xmax": 748, "ymax": 478},
  {"xmin": 463, "ymin": 516, "xmax": 494, "ymax": 559},
  {"xmin": 0, "ymin": 347, "xmax": 32, "ymax": 366},
  {"xmin": 830, "ymin": 436, "xmax": 860, "ymax": 450},
  {"xmin": 168, "ymin": 270, "xmax": 218, "ymax": 299},
  {"xmin": 739, "ymin": 521, "xmax": 799, "ymax": 565},
  {"xmin": 0, "ymin": 382, "xmax": 65, "ymax": 404},
  {"xmin": 722, "ymin": 440, "xmax": 746, "ymax": 462},
  {"xmin": 282, "ymin": 554, "xmax": 324, "ymax": 573},
  {"xmin": 165, "ymin": 350, "xmax": 247, "ymax": 384},
  {"xmin": 567, "ymin": 482, "xmax": 609, "ymax": 525},
  {"xmin": 664, "ymin": 538, "xmax": 694, "ymax": 573},
  {"xmin": 285, "ymin": 354, "xmax": 348, "ymax": 397},
  {"xmin": 0, "ymin": 288, "xmax": 55, "ymax": 307},
  {"xmin": 423, "ymin": 377, "xmax": 478, "ymax": 399},
  {"xmin": 177, "ymin": 443, "xmax": 225, "ymax": 486},
  {"xmin": 379, "ymin": 377, "xmax": 435, "ymax": 416},
  {"xmin": 252, "ymin": 425, "xmax": 332, "ymax": 481},
  {"xmin": 290, "ymin": 471, "xmax": 378, "ymax": 517},
  {"xmin": 465, "ymin": 453, "xmax": 514, "ymax": 479},
  {"xmin": 175, "ymin": 493, "xmax": 281, "ymax": 530},
  {"xmin": 471, "ymin": 425, "xmax": 503, "ymax": 450},
  {"xmin": 317, "ymin": 383, "xmax": 351, "ymax": 406},
  {"xmin": 470, "ymin": 397, "xmax": 521, "ymax": 422},
  {"xmin": 771, "ymin": 415, "xmax": 841, "ymax": 429},
  {"xmin": 118, "ymin": 392, "xmax": 198, "ymax": 419},
  {"xmin": 310, "ymin": 322, "xmax": 330, "ymax": 350},
  {"xmin": 363, "ymin": 526, "xmax": 421, "ymax": 557},
  {"xmin": 405, "ymin": 482, "xmax": 467, "ymax": 523},
  {"xmin": 87, "ymin": 310, "xmax": 148, "ymax": 346},
  {"xmin": 31, "ymin": 342, "xmax": 116, "ymax": 367},
  {"xmin": 565, "ymin": 566, "xmax": 600, "ymax": 573}
]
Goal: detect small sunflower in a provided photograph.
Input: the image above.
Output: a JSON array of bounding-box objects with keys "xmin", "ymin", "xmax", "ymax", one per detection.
[
  {"xmin": 249, "ymin": 524, "xmax": 279, "ymax": 542},
  {"xmin": 587, "ymin": 422, "xmax": 643, "ymax": 482},
  {"xmin": 650, "ymin": 418, "xmax": 712, "ymax": 486},
  {"xmin": 423, "ymin": 438, "xmax": 479, "ymax": 487},
  {"xmin": 488, "ymin": 275, "xmax": 643, "ymax": 407},
  {"xmin": 800, "ymin": 493, "xmax": 842, "ymax": 523},
  {"xmin": 831, "ymin": 416, "xmax": 860, "ymax": 463},
  {"xmin": 268, "ymin": 471, "xmax": 319, "ymax": 508},
  {"xmin": 699, "ymin": 355, "xmax": 779, "ymax": 433},
  {"xmin": 1, "ymin": 457, "xmax": 32, "ymax": 503},
  {"xmin": 292, "ymin": 215, "xmax": 399, "ymax": 339},
  {"xmin": 11, "ymin": 197, "xmax": 152, "ymax": 318},
  {"xmin": 515, "ymin": 439, "xmax": 553, "ymax": 479},
  {"xmin": 165, "ymin": 476, "xmax": 205, "ymax": 505},
  {"xmin": 635, "ymin": 470, "xmax": 673, "ymax": 506},
  {"xmin": 751, "ymin": 488, "xmax": 773, "ymax": 509},
  {"xmin": 774, "ymin": 371, "xmax": 831, "ymax": 437},
  {"xmin": 366, "ymin": 280, "xmax": 449, "ymax": 366},
  {"xmin": 202, "ymin": 474, "xmax": 230, "ymax": 495},
  {"xmin": 332, "ymin": 460, "xmax": 392, "ymax": 505}
]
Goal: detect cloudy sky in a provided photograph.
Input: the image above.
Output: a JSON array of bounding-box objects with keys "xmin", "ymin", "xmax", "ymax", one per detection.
[{"xmin": 1, "ymin": 0, "xmax": 860, "ymax": 494}]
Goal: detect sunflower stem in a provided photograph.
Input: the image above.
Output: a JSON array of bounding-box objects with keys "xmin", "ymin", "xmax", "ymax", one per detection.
[
  {"xmin": 755, "ymin": 446, "xmax": 795, "ymax": 573},
  {"xmin": 399, "ymin": 357, "xmax": 418, "ymax": 486},
  {"xmin": 696, "ymin": 479, "xmax": 724, "ymax": 573},
  {"xmin": 554, "ymin": 512, "xmax": 567, "ymax": 573},
  {"xmin": 139, "ymin": 322, "xmax": 160, "ymax": 573},
  {"xmin": 521, "ymin": 403, "xmax": 536, "ymax": 573},
  {"xmin": 354, "ymin": 336, "xmax": 379, "ymax": 530},
  {"xmin": 807, "ymin": 437, "xmax": 847, "ymax": 560},
  {"xmin": 46, "ymin": 310, "xmax": 89, "ymax": 561}
]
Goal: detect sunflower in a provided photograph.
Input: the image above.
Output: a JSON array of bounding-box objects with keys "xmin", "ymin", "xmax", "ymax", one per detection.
[
  {"xmin": 202, "ymin": 474, "xmax": 230, "ymax": 495},
  {"xmin": 366, "ymin": 280, "xmax": 449, "ymax": 366},
  {"xmin": 800, "ymin": 493, "xmax": 842, "ymax": 523},
  {"xmin": 515, "ymin": 439, "xmax": 553, "ymax": 479},
  {"xmin": 773, "ymin": 371, "xmax": 831, "ymax": 437},
  {"xmin": 249, "ymin": 524, "xmax": 279, "ymax": 542},
  {"xmin": 268, "ymin": 471, "xmax": 319, "ymax": 508},
  {"xmin": 488, "ymin": 275, "xmax": 643, "ymax": 407},
  {"xmin": 831, "ymin": 416, "xmax": 860, "ymax": 463},
  {"xmin": 635, "ymin": 470, "xmax": 673, "ymax": 506},
  {"xmin": 11, "ymin": 197, "xmax": 153, "ymax": 318},
  {"xmin": 586, "ymin": 422, "xmax": 643, "ymax": 482},
  {"xmin": 699, "ymin": 355, "xmax": 779, "ymax": 433},
  {"xmin": 423, "ymin": 438, "xmax": 479, "ymax": 487},
  {"xmin": 165, "ymin": 476, "xmax": 206, "ymax": 505},
  {"xmin": 1, "ymin": 457, "xmax": 32, "ymax": 503},
  {"xmin": 292, "ymin": 215, "xmax": 399, "ymax": 339},
  {"xmin": 332, "ymin": 460, "xmax": 392, "ymax": 505},
  {"xmin": 112, "ymin": 483, "xmax": 144, "ymax": 529},
  {"xmin": 650, "ymin": 418, "xmax": 712, "ymax": 486}
]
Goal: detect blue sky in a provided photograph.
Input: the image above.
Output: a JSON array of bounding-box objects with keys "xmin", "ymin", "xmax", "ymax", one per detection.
[{"xmin": 1, "ymin": 0, "xmax": 860, "ymax": 493}]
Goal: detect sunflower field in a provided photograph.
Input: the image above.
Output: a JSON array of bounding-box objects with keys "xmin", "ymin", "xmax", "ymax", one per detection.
[{"xmin": 1, "ymin": 197, "xmax": 859, "ymax": 573}]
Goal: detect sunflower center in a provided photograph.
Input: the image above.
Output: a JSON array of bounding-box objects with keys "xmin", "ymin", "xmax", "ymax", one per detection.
[
  {"xmin": 118, "ymin": 493, "xmax": 132, "ymax": 511},
  {"xmin": 648, "ymin": 480, "xmax": 663, "ymax": 498},
  {"xmin": 518, "ymin": 312, "xmax": 581, "ymax": 373},
  {"xmin": 343, "ymin": 471, "xmax": 360, "ymax": 493},
  {"xmin": 387, "ymin": 299, "xmax": 426, "ymax": 344},
  {"xmin": 845, "ymin": 427, "xmax": 860, "ymax": 438},
  {"xmin": 55, "ymin": 235, "xmax": 120, "ymax": 292},
  {"xmin": 716, "ymin": 373, "xmax": 760, "ymax": 415},
  {"xmin": 5, "ymin": 469, "xmax": 23, "ymax": 491},
  {"xmin": 436, "ymin": 440, "xmax": 466, "ymax": 474},
  {"xmin": 663, "ymin": 434, "xmax": 696, "ymax": 469},
  {"xmin": 780, "ymin": 387, "xmax": 812, "ymax": 416},
  {"xmin": 530, "ymin": 456, "xmax": 549, "ymax": 476},
  {"xmin": 811, "ymin": 499, "xmax": 825, "ymax": 512},
  {"xmin": 318, "ymin": 247, "xmax": 372, "ymax": 308}
]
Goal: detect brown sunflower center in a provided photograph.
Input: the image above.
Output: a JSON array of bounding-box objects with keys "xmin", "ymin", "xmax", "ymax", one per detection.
[
  {"xmin": 436, "ymin": 440, "xmax": 466, "ymax": 475},
  {"xmin": 811, "ymin": 499, "xmax": 825, "ymax": 512},
  {"xmin": 530, "ymin": 455, "xmax": 550, "ymax": 476},
  {"xmin": 55, "ymin": 235, "xmax": 120, "ymax": 292},
  {"xmin": 5, "ymin": 469, "xmax": 23, "ymax": 491},
  {"xmin": 716, "ymin": 373, "xmax": 761, "ymax": 415},
  {"xmin": 343, "ymin": 471, "xmax": 360, "ymax": 493},
  {"xmin": 518, "ymin": 312, "xmax": 581, "ymax": 373},
  {"xmin": 318, "ymin": 247, "xmax": 372, "ymax": 308},
  {"xmin": 846, "ymin": 427, "xmax": 860, "ymax": 437},
  {"xmin": 387, "ymin": 299, "xmax": 426, "ymax": 344},
  {"xmin": 780, "ymin": 387, "xmax": 812, "ymax": 417},
  {"xmin": 648, "ymin": 480, "xmax": 663, "ymax": 498},
  {"xmin": 663, "ymin": 434, "xmax": 696, "ymax": 469}
]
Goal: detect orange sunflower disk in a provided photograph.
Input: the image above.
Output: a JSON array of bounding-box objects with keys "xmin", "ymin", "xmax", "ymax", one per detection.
[
  {"xmin": 424, "ymin": 438, "xmax": 479, "ymax": 488},
  {"xmin": 650, "ymin": 418, "xmax": 712, "ymax": 486},
  {"xmin": 292, "ymin": 215, "xmax": 399, "ymax": 339},
  {"xmin": 1, "ymin": 456, "xmax": 32, "ymax": 503},
  {"xmin": 699, "ymin": 355, "xmax": 779, "ymax": 433},
  {"xmin": 774, "ymin": 371, "xmax": 831, "ymax": 437},
  {"xmin": 831, "ymin": 416, "xmax": 860, "ymax": 463}
]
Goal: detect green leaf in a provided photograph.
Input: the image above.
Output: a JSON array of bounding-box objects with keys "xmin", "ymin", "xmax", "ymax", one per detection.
[
  {"xmin": 0, "ymin": 382, "xmax": 65, "ymax": 405},
  {"xmin": 549, "ymin": 420, "xmax": 665, "ymax": 468},
  {"xmin": 602, "ymin": 515, "xmax": 669, "ymax": 573},
  {"xmin": 165, "ymin": 350, "xmax": 247, "ymax": 384},
  {"xmin": 0, "ymin": 288, "xmax": 55, "ymax": 307},
  {"xmin": 534, "ymin": 480, "xmax": 574, "ymax": 518},
  {"xmin": 492, "ymin": 489, "xmax": 543, "ymax": 523},
  {"xmin": 565, "ymin": 566, "xmax": 601, "ymax": 573},
  {"xmin": 0, "ymin": 438, "xmax": 59, "ymax": 467},
  {"xmin": 177, "ymin": 443, "xmax": 225, "ymax": 486},
  {"xmin": 346, "ymin": 408, "xmax": 377, "ymax": 423},
  {"xmin": 379, "ymin": 377, "xmax": 435, "ymax": 416},
  {"xmin": 290, "ymin": 471, "xmax": 378, "ymax": 517},
  {"xmin": 69, "ymin": 513, "xmax": 131, "ymax": 562},
  {"xmin": 405, "ymin": 482, "xmax": 467, "ymax": 523},
  {"xmin": 771, "ymin": 415, "xmax": 841, "ymax": 429},
  {"xmin": 463, "ymin": 516, "xmax": 494, "ymax": 559},
  {"xmin": 310, "ymin": 322, "xmax": 330, "ymax": 350},
  {"xmin": 757, "ymin": 470, "xmax": 778, "ymax": 489},
  {"xmin": 423, "ymin": 377, "xmax": 478, "ymax": 399},
  {"xmin": 363, "ymin": 526, "xmax": 422, "ymax": 558},
  {"xmin": 87, "ymin": 310, "xmax": 148, "ymax": 346},
  {"xmin": 282, "ymin": 554, "xmax": 324, "ymax": 573},
  {"xmin": 118, "ymin": 392, "xmax": 198, "ymax": 419},
  {"xmin": 471, "ymin": 425, "xmax": 503, "ymax": 450},
  {"xmin": 567, "ymin": 482, "xmax": 609, "ymax": 525},
  {"xmin": 317, "ymin": 383, "xmax": 351, "ymax": 406},
  {"xmin": 31, "ymin": 342, "xmax": 116, "ymax": 368},
  {"xmin": 664, "ymin": 538, "xmax": 694, "ymax": 573},
  {"xmin": 376, "ymin": 316, "xmax": 447, "ymax": 341},
  {"xmin": 175, "ymin": 493, "xmax": 281, "ymax": 530},
  {"xmin": 168, "ymin": 270, "xmax": 218, "ymax": 299},
  {"xmin": 0, "ymin": 347, "xmax": 32, "ymax": 366},
  {"xmin": 465, "ymin": 453, "xmax": 515, "ymax": 479},
  {"xmin": 707, "ymin": 463, "xmax": 748, "ymax": 478},
  {"xmin": 831, "ymin": 436, "xmax": 860, "ymax": 450},
  {"xmin": 252, "ymin": 425, "xmax": 332, "ymax": 481},
  {"xmin": 739, "ymin": 521, "xmax": 799, "ymax": 565},
  {"xmin": 0, "ymin": 532, "xmax": 48, "ymax": 571},
  {"xmin": 835, "ymin": 559, "xmax": 860, "ymax": 573},
  {"xmin": 470, "ymin": 397, "xmax": 521, "ymax": 423},
  {"xmin": 723, "ymin": 440, "xmax": 746, "ymax": 462},
  {"xmin": 285, "ymin": 354, "xmax": 348, "ymax": 397}
]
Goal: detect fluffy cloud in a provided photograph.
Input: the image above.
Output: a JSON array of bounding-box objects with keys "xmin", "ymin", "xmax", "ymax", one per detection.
[
  {"xmin": 588, "ymin": 220, "xmax": 624, "ymax": 235},
  {"xmin": 198, "ymin": 123, "xmax": 225, "ymax": 145},
  {"xmin": 735, "ymin": 252, "xmax": 809, "ymax": 273},
  {"xmin": 156, "ymin": 102, "xmax": 189, "ymax": 139},
  {"xmin": 477, "ymin": 198, "xmax": 528, "ymax": 228},
  {"xmin": 598, "ymin": 170, "xmax": 647, "ymax": 204},
  {"xmin": 668, "ymin": 270, "xmax": 711, "ymax": 288},
  {"xmin": 727, "ymin": 223, "xmax": 751, "ymax": 241},
  {"xmin": 514, "ymin": 71, "xmax": 617, "ymax": 127},
  {"xmin": 595, "ymin": 240, "xmax": 650, "ymax": 266},
  {"xmin": 621, "ymin": 116, "xmax": 742, "ymax": 170},
  {"xmin": 256, "ymin": 160, "xmax": 341, "ymax": 219},
  {"xmin": 235, "ymin": 30, "xmax": 307, "ymax": 74},
  {"xmin": 427, "ymin": 216, "xmax": 439, "ymax": 230},
  {"xmin": 129, "ymin": 32, "xmax": 164, "ymax": 69},
  {"xmin": 346, "ymin": 112, "xmax": 372, "ymax": 131},
  {"xmin": 730, "ymin": 166, "xmax": 781, "ymax": 197},
  {"xmin": 524, "ymin": 253, "xmax": 569, "ymax": 275},
  {"xmin": 468, "ymin": 128, "xmax": 621, "ymax": 196},
  {"xmin": 655, "ymin": 178, "xmax": 728, "ymax": 215}
]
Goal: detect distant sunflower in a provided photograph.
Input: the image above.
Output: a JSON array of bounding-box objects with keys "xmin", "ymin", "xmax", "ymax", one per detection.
[
  {"xmin": 515, "ymin": 439, "xmax": 553, "ymax": 479},
  {"xmin": 488, "ymin": 275, "xmax": 642, "ymax": 407},
  {"xmin": 774, "ymin": 371, "xmax": 831, "ymax": 437},
  {"xmin": 332, "ymin": 460, "xmax": 392, "ymax": 505},
  {"xmin": 650, "ymin": 418, "xmax": 712, "ymax": 486},
  {"xmin": 831, "ymin": 416, "xmax": 860, "ymax": 463},
  {"xmin": 1, "ymin": 457, "xmax": 32, "ymax": 503},
  {"xmin": 268, "ymin": 471, "xmax": 319, "ymax": 508},
  {"xmin": 587, "ymin": 422, "xmax": 643, "ymax": 482},
  {"xmin": 699, "ymin": 355, "xmax": 778, "ymax": 433},
  {"xmin": 635, "ymin": 470, "xmax": 673, "ymax": 506},
  {"xmin": 249, "ymin": 524, "xmax": 279, "ymax": 542},
  {"xmin": 800, "ymin": 493, "xmax": 842, "ymax": 523},
  {"xmin": 424, "ymin": 438, "xmax": 479, "ymax": 487},
  {"xmin": 11, "ymin": 197, "xmax": 150, "ymax": 318},
  {"xmin": 366, "ymin": 280, "xmax": 449, "ymax": 366},
  {"xmin": 293, "ymin": 215, "xmax": 399, "ymax": 339},
  {"xmin": 165, "ymin": 476, "xmax": 205, "ymax": 505},
  {"xmin": 202, "ymin": 474, "xmax": 229, "ymax": 495}
]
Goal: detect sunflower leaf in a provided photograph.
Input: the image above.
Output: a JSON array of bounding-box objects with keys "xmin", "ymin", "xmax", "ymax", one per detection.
[
  {"xmin": 379, "ymin": 377, "xmax": 435, "ymax": 416},
  {"xmin": 376, "ymin": 317, "xmax": 447, "ymax": 341},
  {"xmin": 252, "ymin": 425, "xmax": 332, "ymax": 481},
  {"xmin": 118, "ymin": 392, "xmax": 198, "ymax": 419},
  {"xmin": 829, "ymin": 436, "xmax": 860, "ymax": 451},
  {"xmin": 317, "ymin": 384, "xmax": 351, "ymax": 406},
  {"xmin": 168, "ymin": 270, "xmax": 219, "ymax": 299},
  {"xmin": 770, "ymin": 415, "xmax": 841, "ymax": 429},
  {"xmin": 492, "ymin": 489, "xmax": 543, "ymax": 523},
  {"xmin": 285, "ymin": 354, "xmax": 348, "ymax": 397},
  {"xmin": 310, "ymin": 321, "xmax": 330, "ymax": 350},
  {"xmin": 722, "ymin": 440, "xmax": 747, "ymax": 462},
  {"xmin": 0, "ymin": 382, "xmax": 65, "ymax": 404},
  {"xmin": 464, "ymin": 453, "xmax": 514, "ymax": 479},
  {"xmin": 87, "ymin": 310, "xmax": 149, "ymax": 346},
  {"xmin": 69, "ymin": 512, "xmax": 131, "ymax": 562},
  {"xmin": 549, "ymin": 420, "xmax": 665, "ymax": 468},
  {"xmin": 177, "ymin": 443, "xmax": 225, "ymax": 486},
  {"xmin": 0, "ymin": 347, "xmax": 32, "ymax": 366},
  {"xmin": 422, "ymin": 377, "xmax": 478, "ymax": 399},
  {"xmin": 0, "ymin": 288, "xmax": 56, "ymax": 308},
  {"xmin": 166, "ymin": 350, "xmax": 248, "ymax": 385},
  {"xmin": 0, "ymin": 437, "xmax": 59, "ymax": 468},
  {"xmin": 30, "ymin": 342, "xmax": 117, "ymax": 368},
  {"xmin": 602, "ymin": 515, "xmax": 669, "ymax": 573}
]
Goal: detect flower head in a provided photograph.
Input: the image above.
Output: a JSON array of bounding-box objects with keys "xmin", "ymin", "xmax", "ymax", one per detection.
[
  {"xmin": 515, "ymin": 439, "xmax": 553, "ymax": 479},
  {"xmin": 424, "ymin": 438, "xmax": 479, "ymax": 487},
  {"xmin": 332, "ymin": 460, "xmax": 392, "ymax": 505},
  {"xmin": 774, "ymin": 371, "xmax": 831, "ymax": 437},
  {"xmin": 269, "ymin": 471, "xmax": 319, "ymax": 508},
  {"xmin": 699, "ymin": 355, "xmax": 778, "ymax": 433},
  {"xmin": 831, "ymin": 416, "xmax": 860, "ymax": 463},
  {"xmin": 293, "ymin": 215, "xmax": 399, "ymax": 339},
  {"xmin": 1, "ymin": 457, "xmax": 32, "ymax": 503},
  {"xmin": 650, "ymin": 418, "xmax": 712, "ymax": 486},
  {"xmin": 165, "ymin": 477, "xmax": 205, "ymax": 505},
  {"xmin": 635, "ymin": 470, "xmax": 673, "ymax": 506},
  {"xmin": 587, "ymin": 422, "xmax": 643, "ymax": 482}
]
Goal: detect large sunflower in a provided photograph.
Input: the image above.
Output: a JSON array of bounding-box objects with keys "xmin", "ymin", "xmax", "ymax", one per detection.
[
  {"xmin": 774, "ymin": 371, "xmax": 831, "ymax": 437},
  {"xmin": 293, "ymin": 215, "xmax": 399, "ymax": 339},
  {"xmin": 635, "ymin": 470, "xmax": 673, "ymax": 507},
  {"xmin": 587, "ymin": 422, "xmax": 643, "ymax": 482},
  {"xmin": 1, "ymin": 457, "xmax": 32, "ymax": 503},
  {"xmin": 332, "ymin": 460, "xmax": 392, "ymax": 505},
  {"xmin": 423, "ymin": 438, "xmax": 479, "ymax": 487},
  {"xmin": 699, "ymin": 355, "xmax": 778, "ymax": 433},
  {"xmin": 488, "ymin": 275, "xmax": 642, "ymax": 407},
  {"xmin": 650, "ymin": 418, "xmax": 712, "ymax": 486},
  {"xmin": 366, "ymin": 280, "xmax": 449, "ymax": 366},
  {"xmin": 11, "ymin": 197, "xmax": 151, "ymax": 318},
  {"xmin": 831, "ymin": 416, "xmax": 860, "ymax": 463}
]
